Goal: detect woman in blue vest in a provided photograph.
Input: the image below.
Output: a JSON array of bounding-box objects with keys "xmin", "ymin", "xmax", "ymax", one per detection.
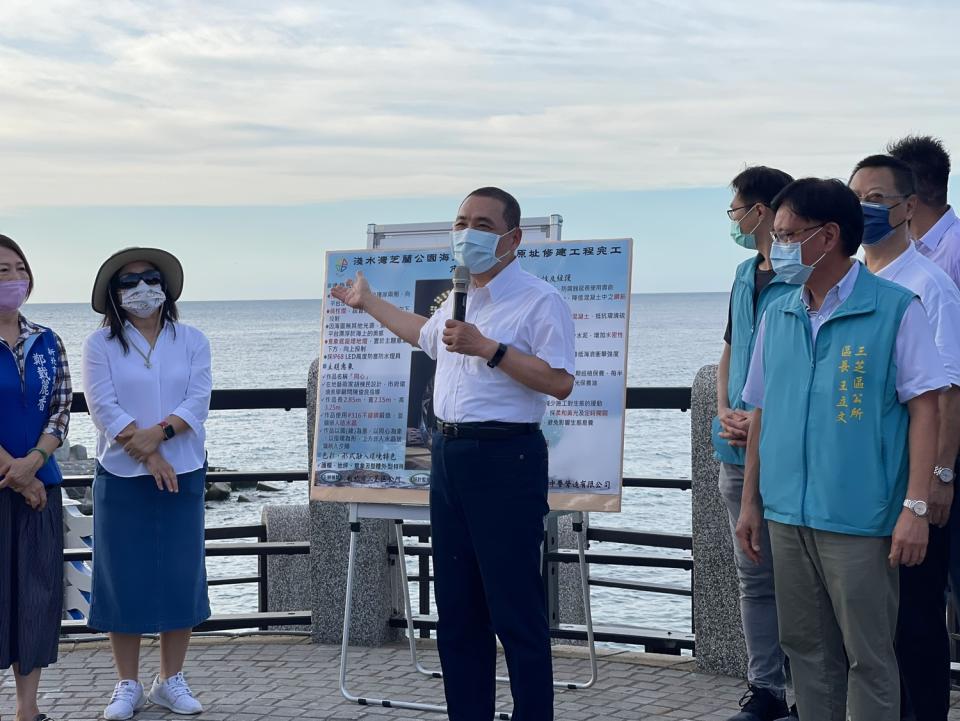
[
  {"xmin": 82, "ymin": 247, "xmax": 212, "ymax": 721},
  {"xmin": 0, "ymin": 234, "xmax": 73, "ymax": 721}
]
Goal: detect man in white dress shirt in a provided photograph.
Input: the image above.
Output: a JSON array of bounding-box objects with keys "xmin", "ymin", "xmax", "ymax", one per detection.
[
  {"xmin": 850, "ymin": 155, "xmax": 960, "ymax": 721},
  {"xmin": 330, "ymin": 187, "xmax": 576, "ymax": 721},
  {"xmin": 888, "ymin": 135, "xmax": 960, "ymax": 288},
  {"xmin": 889, "ymin": 136, "xmax": 960, "ymax": 635}
]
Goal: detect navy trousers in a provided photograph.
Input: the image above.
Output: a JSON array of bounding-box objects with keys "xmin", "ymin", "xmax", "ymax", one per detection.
[
  {"xmin": 430, "ymin": 430, "xmax": 553, "ymax": 721},
  {"xmin": 898, "ymin": 483, "xmax": 958, "ymax": 721}
]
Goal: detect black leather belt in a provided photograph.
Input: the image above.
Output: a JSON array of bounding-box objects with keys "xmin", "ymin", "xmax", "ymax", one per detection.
[{"xmin": 436, "ymin": 420, "xmax": 540, "ymax": 439}]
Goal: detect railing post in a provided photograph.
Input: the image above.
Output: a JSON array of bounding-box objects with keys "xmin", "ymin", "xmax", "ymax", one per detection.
[
  {"xmin": 258, "ymin": 525, "xmax": 268, "ymax": 630},
  {"xmin": 417, "ymin": 526, "xmax": 431, "ymax": 638}
]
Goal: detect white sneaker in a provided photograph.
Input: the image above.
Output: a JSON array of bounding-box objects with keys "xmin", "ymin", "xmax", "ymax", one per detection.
[
  {"xmin": 147, "ymin": 672, "xmax": 203, "ymax": 715},
  {"xmin": 103, "ymin": 679, "xmax": 145, "ymax": 720}
]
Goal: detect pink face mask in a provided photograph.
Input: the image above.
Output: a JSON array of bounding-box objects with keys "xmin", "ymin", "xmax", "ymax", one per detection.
[{"xmin": 0, "ymin": 280, "xmax": 30, "ymax": 312}]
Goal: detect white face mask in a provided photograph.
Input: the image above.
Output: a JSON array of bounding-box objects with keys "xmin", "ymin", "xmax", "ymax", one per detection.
[
  {"xmin": 120, "ymin": 281, "xmax": 166, "ymax": 318},
  {"xmin": 450, "ymin": 227, "xmax": 515, "ymax": 274}
]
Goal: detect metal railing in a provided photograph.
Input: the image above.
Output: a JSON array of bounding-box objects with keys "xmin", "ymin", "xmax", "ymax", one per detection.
[
  {"xmin": 60, "ymin": 516, "xmax": 310, "ymax": 635},
  {"xmin": 62, "ymin": 386, "xmax": 695, "ymax": 648}
]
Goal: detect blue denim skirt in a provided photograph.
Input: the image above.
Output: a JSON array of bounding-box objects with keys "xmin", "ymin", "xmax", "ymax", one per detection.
[{"xmin": 89, "ymin": 463, "xmax": 210, "ymax": 634}]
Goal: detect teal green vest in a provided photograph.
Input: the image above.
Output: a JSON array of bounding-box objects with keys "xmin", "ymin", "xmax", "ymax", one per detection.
[
  {"xmin": 711, "ymin": 256, "xmax": 793, "ymax": 465},
  {"xmin": 758, "ymin": 266, "xmax": 915, "ymax": 537}
]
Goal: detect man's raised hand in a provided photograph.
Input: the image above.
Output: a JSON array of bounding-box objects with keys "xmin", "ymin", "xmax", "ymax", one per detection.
[{"xmin": 330, "ymin": 271, "xmax": 372, "ymax": 311}]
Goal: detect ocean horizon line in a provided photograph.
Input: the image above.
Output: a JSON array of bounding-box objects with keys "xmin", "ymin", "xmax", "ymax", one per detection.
[{"xmin": 24, "ymin": 290, "xmax": 729, "ymax": 307}]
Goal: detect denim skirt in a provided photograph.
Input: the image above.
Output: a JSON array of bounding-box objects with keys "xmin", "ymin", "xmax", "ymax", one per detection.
[
  {"xmin": 0, "ymin": 486, "xmax": 64, "ymax": 674},
  {"xmin": 89, "ymin": 463, "xmax": 210, "ymax": 634}
]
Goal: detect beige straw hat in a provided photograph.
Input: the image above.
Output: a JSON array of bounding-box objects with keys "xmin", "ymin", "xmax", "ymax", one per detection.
[{"xmin": 91, "ymin": 247, "xmax": 184, "ymax": 314}]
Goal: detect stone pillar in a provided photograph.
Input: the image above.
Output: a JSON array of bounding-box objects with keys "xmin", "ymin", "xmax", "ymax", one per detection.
[
  {"xmin": 307, "ymin": 359, "xmax": 402, "ymax": 645},
  {"xmin": 262, "ymin": 504, "xmax": 311, "ymax": 632},
  {"xmin": 691, "ymin": 364, "xmax": 747, "ymax": 678}
]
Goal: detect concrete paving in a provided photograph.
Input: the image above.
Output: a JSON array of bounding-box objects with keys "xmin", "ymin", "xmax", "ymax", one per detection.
[{"xmin": 2, "ymin": 636, "xmax": 959, "ymax": 721}]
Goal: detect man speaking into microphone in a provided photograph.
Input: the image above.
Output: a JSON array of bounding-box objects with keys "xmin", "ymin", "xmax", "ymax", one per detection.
[{"xmin": 330, "ymin": 186, "xmax": 575, "ymax": 721}]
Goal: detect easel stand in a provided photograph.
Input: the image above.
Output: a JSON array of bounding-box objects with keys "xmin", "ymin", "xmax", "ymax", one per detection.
[{"xmin": 338, "ymin": 502, "xmax": 598, "ymax": 719}]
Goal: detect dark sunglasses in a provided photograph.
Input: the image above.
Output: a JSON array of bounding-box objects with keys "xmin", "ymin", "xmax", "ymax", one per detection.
[{"xmin": 115, "ymin": 269, "xmax": 163, "ymax": 290}]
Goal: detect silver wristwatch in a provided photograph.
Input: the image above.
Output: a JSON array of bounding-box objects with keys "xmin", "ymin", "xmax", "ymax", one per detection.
[
  {"xmin": 903, "ymin": 499, "xmax": 929, "ymax": 518},
  {"xmin": 934, "ymin": 466, "xmax": 955, "ymax": 484}
]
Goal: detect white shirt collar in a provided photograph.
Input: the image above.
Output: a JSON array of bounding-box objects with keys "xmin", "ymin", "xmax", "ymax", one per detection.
[
  {"xmin": 801, "ymin": 260, "xmax": 860, "ymax": 310},
  {"xmin": 917, "ymin": 206, "xmax": 958, "ymax": 252},
  {"xmin": 874, "ymin": 242, "xmax": 919, "ymax": 281},
  {"xmin": 472, "ymin": 257, "xmax": 522, "ymax": 303}
]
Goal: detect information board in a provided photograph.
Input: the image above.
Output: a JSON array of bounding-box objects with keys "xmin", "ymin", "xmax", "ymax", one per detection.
[{"xmin": 310, "ymin": 239, "xmax": 632, "ymax": 512}]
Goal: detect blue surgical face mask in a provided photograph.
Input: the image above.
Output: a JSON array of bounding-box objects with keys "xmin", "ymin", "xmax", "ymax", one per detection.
[
  {"xmin": 861, "ymin": 201, "xmax": 905, "ymax": 246},
  {"xmin": 450, "ymin": 227, "xmax": 516, "ymax": 274},
  {"xmin": 730, "ymin": 206, "xmax": 761, "ymax": 250},
  {"xmin": 770, "ymin": 227, "xmax": 825, "ymax": 285}
]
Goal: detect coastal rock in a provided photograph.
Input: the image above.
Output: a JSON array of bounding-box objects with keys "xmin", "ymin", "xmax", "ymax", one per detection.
[
  {"xmin": 69, "ymin": 444, "xmax": 88, "ymax": 461},
  {"xmin": 257, "ymin": 482, "xmax": 283, "ymax": 492},
  {"xmin": 53, "ymin": 441, "xmax": 71, "ymax": 463},
  {"xmin": 237, "ymin": 494, "xmax": 252, "ymax": 503},
  {"xmin": 205, "ymin": 482, "xmax": 232, "ymax": 502},
  {"xmin": 80, "ymin": 490, "xmax": 93, "ymax": 516}
]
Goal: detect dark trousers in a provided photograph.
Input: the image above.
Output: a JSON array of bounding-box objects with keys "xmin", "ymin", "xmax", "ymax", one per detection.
[
  {"xmin": 430, "ymin": 430, "xmax": 553, "ymax": 721},
  {"xmin": 897, "ymin": 486, "xmax": 957, "ymax": 721}
]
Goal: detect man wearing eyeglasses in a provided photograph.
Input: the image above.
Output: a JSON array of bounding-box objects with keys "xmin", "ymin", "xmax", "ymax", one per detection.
[
  {"xmin": 713, "ymin": 166, "xmax": 797, "ymax": 721},
  {"xmin": 735, "ymin": 178, "xmax": 945, "ymax": 721},
  {"xmin": 850, "ymin": 154, "xmax": 960, "ymax": 721}
]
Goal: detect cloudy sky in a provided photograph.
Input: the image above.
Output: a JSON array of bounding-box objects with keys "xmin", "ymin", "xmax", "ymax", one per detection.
[{"xmin": 2, "ymin": 0, "xmax": 959, "ymax": 301}]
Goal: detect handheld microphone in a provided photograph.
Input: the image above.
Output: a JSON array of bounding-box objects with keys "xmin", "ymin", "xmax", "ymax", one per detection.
[{"xmin": 452, "ymin": 265, "xmax": 469, "ymax": 323}]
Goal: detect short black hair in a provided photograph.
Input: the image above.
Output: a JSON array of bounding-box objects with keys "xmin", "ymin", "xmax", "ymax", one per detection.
[
  {"xmin": 464, "ymin": 187, "xmax": 521, "ymax": 230},
  {"xmin": 0, "ymin": 233, "xmax": 33, "ymax": 296},
  {"xmin": 849, "ymin": 154, "xmax": 916, "ymax": 197},
  {"xmin": 771, "ymin": 178, "xmax": 864, "ymax": 257},
  {"xmin": 730, "ymin": 166, "xmax": 795, "ymax": 207},
  {"xmin": 887, "ymin": 135, "xmax": 951, "ymax": 207}
]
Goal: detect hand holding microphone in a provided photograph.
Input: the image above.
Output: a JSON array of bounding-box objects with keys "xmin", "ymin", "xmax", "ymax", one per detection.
[
  {"xmin": 443, "ymin": 265, "xmax": 497, "ymax": 358},
  {"xmin": 452, "ymin": 265, "xmax": 469, "ymax": 322}
]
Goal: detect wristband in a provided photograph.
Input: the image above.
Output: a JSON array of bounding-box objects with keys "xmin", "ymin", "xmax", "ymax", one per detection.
[
  {"xmin": 486, "ymin": 342, "xmax": 508, "ymax": 368},
  {"xmin": 28, "ymin": 447, "xmax": 49, "ymax": 464},
  {"xmin": 159, "ymin": 421, "xmax": 176, "ymax": 441}
]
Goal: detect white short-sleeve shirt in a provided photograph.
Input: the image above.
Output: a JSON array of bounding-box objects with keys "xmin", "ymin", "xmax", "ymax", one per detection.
[
  {"xmin": 742, "ymin": 262, "xmax": 947, "ymax": 408},
  {"xmin": 82, "ymin": 322, "xmax": 212, "ymax": 477},
  {"xmin": 417, "ymin": 259, "xmax": 576, "ymax": 423},
  {"xmin": 915, "ymin": 206, "xmax": 960, "ymax": 289},
  {"xmin": 875, "ymin": 243, "xmax": 960, "ymax": 387}
]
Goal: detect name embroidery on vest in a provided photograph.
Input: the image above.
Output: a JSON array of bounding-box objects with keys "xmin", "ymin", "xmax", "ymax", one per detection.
[
  {"xmin": 836, "ymin": 344, "xmax": 868, "ymax": 423},
  {"xmin": 33, "ymin": 351, "xmax": 51, "ymax": 411}
]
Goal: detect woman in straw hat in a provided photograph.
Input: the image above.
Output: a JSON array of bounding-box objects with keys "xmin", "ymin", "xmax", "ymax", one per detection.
[
  {"xmin": 82, "ymin": 247, "xmax": 211, "ymax": 720},
  {"xmin": 0, "ymin": 234, "xmax": 73, "ymax": 721}
]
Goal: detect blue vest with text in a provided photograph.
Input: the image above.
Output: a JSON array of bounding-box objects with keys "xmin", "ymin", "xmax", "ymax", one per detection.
[
  {"xmin": 758, "ymin": 268, "xmax": 914, "ymax": 537},
  {"xmin": 711, "ymin": 256, "xmax": 793, "ymax": 465},
  {"xmin": 0, "ymin": 328, "xmax": 64, "ymax": 486}
]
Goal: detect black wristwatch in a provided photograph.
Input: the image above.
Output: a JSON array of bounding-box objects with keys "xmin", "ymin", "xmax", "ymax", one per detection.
[
  {"xmin": 486, "ymin": 342, "xmax": 508, "ymax": 368},
  {"xmin": 159, "ymin": 421, "xmax": 176, "ymax": 441}
]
